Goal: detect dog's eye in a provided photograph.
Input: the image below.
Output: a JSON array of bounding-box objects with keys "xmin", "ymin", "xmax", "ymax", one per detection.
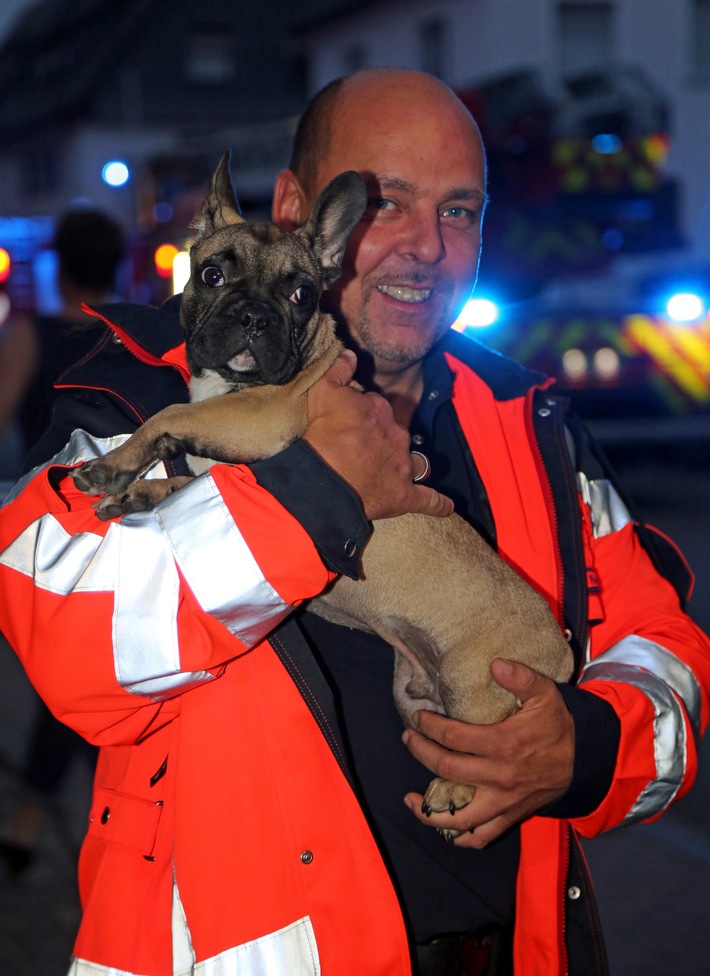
[
  {"xmin": 289, "ymin": 285, "xmax": 314, "ymax": 306},
  {"xmin": 201, "ymin": 266, "xmax": 225, "ymax": 288}
]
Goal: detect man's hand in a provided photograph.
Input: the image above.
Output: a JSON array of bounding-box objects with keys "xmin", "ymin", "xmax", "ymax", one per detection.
[
  {"xmin": 402, "ymin": 659, "xmax": 575, "ymax": 847},
  {"xmin": 304, "ymin": 351, "xmax": 454, "ymax": 521}
]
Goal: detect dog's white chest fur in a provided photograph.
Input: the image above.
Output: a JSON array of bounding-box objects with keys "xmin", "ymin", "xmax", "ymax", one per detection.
[{"xmin": 190, "ymin": 371, "xmax": 232, "ymax": 403}]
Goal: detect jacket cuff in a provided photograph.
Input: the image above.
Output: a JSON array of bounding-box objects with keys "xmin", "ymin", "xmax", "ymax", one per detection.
[
  {"xmin": 249, "ymin": 439, "xmax": 371, "ymax": 580},
  {"xmin": 541, "ymin": 684, "xmax": 621, "ymax": 820}
]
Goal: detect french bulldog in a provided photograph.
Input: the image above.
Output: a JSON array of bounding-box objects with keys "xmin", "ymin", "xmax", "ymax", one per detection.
[{"xmin": 72, "ymin": 152, "xmax": 573, "ymax": 831}]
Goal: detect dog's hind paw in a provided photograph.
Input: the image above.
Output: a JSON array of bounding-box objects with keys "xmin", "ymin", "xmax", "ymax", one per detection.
[{"xmin": 421, "ymin": 777, "xmax": 475, "ymax": 818}]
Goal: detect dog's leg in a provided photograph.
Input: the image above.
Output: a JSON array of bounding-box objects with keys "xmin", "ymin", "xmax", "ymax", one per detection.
[
  {"xmin": 72, "ymin": 385, "xmax": 311, "ymax": 497},
  {"xmin": 312, "ymin": 509, "xmax": 574, "ymax": 827},
  {"xmin": 71, "ymin": 403, "xmax": 207, "ymax": 495},
  {"xmin": 72, "ymin": 342, "xmax": 341, "ymax": 500}
]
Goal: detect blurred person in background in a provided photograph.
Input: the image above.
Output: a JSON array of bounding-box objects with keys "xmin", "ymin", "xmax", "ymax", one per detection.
[
  {"xmin": 0, "ymin": 208, "xmax": 125, "ymax": 876},
  {"xmin": 17, "ymin": 208, "xmax": 127, "ymax": 450},
  {"xmin": 0, "ymin": 313, "xmax": 35, "ymax": 482}
]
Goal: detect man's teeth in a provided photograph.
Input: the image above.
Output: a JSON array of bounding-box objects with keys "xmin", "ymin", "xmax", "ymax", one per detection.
[{"xmin": 377, "ymin": 284, "xmax": 432, "ymax": 303}]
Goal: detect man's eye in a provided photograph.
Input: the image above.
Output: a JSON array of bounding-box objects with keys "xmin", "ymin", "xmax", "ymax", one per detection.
[
  {"xmin": 289, "ymin": 285, "xmax": 314, "ymax": 305},
  {"xmin": 441, "ymin": 206, "xmax": 477, "ymax": 224},
  {"xmin": 201, "ymin": 266, "xmax": 225, "ymax": 287},
  {"xmin": 370, "ymin": 197, "xmax": 395, "ymax": 211}
]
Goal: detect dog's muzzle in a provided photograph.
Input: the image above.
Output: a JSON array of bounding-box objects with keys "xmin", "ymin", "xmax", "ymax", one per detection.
[{"xmin": 188, "ymin": 300, "xmax": 301, "ymax": 385}]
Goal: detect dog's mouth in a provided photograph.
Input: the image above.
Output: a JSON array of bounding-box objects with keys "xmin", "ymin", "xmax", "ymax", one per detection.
[
  {"xmin": 227, "ymin": 349, "xmax": 258, "ymax": 374},
  {"xmin": 202, "ymin": 341, "xmax": 299, "ymax": 386}
]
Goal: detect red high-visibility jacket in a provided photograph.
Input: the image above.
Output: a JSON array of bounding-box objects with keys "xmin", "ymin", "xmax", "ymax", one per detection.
[{"xmin": 1, "ymin": 301, "xmax": 708, "ymax": 976}]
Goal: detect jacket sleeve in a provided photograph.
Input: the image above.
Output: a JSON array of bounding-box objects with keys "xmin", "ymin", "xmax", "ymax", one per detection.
[
  {"xmin": 0, "ymin": 429, "xmax": 369, "ymax": 746},
  {"xmin": 564, "ymin": 453, "xmax": 710, "ymax": 837}
]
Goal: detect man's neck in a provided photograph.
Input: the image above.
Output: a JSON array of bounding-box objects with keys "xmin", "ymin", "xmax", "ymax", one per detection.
[{"xmin": 369, "ymin": 363, "xmax": 425, "ymax": 429}]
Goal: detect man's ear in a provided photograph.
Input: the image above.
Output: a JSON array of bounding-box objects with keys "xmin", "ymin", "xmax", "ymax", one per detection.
[{"xmin": 272, "ymin": 169, "xmax": 310, "ymax": 231}]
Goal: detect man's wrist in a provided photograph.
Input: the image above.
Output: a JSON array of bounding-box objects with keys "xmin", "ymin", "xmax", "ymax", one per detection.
[
  {"xmin": 250, "ymin": 439, "xmax": 371, "ymax": 579},
  {"xmin": 540, "ymin": 684, "xmax": 621, "ymax": 819}
]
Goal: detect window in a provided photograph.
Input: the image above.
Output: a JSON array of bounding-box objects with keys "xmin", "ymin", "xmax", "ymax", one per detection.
[
  {"xmin": 19, "ymin": 134, "xmax": 62, "ymax": 197},
  {"xmin": 693, "ymin": 0, "xmax": 710, "ymax": 80},
  {"xmin": 185, "ymin": 33, "xmax": 235, "ymax": 85},
  {"xmin": 343, "ymin": 44, "xmax": 366, "ymax": 74},
  {"xmin": 420, "ymin": 18, "xmax": 447, "ymax": 80},
  {"xmin": 557, "ymin": 2, "xmax": 613, "ymax": 74}
]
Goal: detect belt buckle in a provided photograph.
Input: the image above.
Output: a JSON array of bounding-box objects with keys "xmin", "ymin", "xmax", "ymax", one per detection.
[{"xmin": 415, "ymin": 931, "xmax": 494, "ymax": 976}]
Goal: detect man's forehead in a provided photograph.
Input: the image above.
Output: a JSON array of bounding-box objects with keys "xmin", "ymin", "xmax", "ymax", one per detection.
[
  {"xmin": 372, "ymin": 173, "xmax": 486, "ymax": 202},
  {"xmin": 310, "ymin": 78, "xmax": 486, "ymax": 201}
]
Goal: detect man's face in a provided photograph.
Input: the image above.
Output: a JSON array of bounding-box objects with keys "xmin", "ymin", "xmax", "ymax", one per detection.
[{"xmin": 305, "ymin": 79, "xmax": 487, "ymax": 375}]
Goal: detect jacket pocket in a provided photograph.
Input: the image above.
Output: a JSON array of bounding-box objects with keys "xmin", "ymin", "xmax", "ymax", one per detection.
[{"xmin": 87, "ymin": 787, "xmax": 164, "ymax": 860}]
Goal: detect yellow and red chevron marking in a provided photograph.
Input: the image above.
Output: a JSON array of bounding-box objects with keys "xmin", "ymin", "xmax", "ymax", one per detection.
[
  {"xmin": 551, "ymin": 135, "xmax": 669, "ymax": 194},
  {"xmin": 622, "ymin": 314, "xmax": 710, "ymax": 404}
]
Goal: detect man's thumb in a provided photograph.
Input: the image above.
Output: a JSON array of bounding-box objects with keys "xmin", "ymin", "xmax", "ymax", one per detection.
[
  {"xmin": 490, "ymin": 658, "xmax": 538, "ymax": 699},
  {"xmin": 327, "ymin": 349, "xmax": 357, "ymax": 386}
]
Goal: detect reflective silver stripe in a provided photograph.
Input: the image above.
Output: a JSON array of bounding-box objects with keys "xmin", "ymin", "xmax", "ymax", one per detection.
[
  {"xmin": 581, "ymin": 638, "xmax": 693, "ymax": 823},
  {"xmin": 194, "ymin": 917, "xmax": 320, "ymax": 975},
  {"xmin": 0, "ymin": 511, "xmax": 216, "ymax": 701},
  {"xmin": 1, "ymin": 439, "xmax": 291, "ymax": 698},
  {"xmin": 68, "ymin": 917, "xmax": 320, "ymax": 976},
  {"xmin": 583, "ymin": 635, "xmax": 701, "ymax": 742},
  {"xmin": 173, "ymin": 876, "xmax": 195, "ymax": 975},
  {"xmin": 67, "ymin": 958, "xmax": 143, "ymax": 975},
  {"xmin": 112, "ymin": 512, "xmax": 216, "ymax": 699},
  {"xmin": 577, "ymin": 472, "xmax": 633, "ymax": 538},
  {"xmin": 1, "ymin": 514, "xmax": 117, "ymax": 594},
  {"xmin": 155, "ymin": 473, "xmax": 292, "ymax": 646},
  {"xmin": 2, "ymin": 429, "xmax": 167, "ymax": 507}
]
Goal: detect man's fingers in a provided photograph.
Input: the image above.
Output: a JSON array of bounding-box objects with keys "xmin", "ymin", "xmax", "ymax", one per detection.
[
  {"xmin": 304, "ymin": 357, "xmax": 455, "ymax": 520},
  {"xmin": 323, "ymin": 349, "xmax": 357, "ymax": 386},
  {"xmin": 411, "ymin": 451, "xmax": 430, "ymax": 483},
  {"xmin": 490, "ymin": 658, "xmax": 545, "ymax": 703},
  {"xmin": 406, "ymin": 452, "xmax": 452, "ymax": 516},
  {"xmin": 408, "ymin": 485, "xmax": 455, "ymax": 517}
]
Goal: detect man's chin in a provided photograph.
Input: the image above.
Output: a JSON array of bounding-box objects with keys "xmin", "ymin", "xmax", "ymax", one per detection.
[
  {"xmin": 363, "ymin": 337, "xmax": 439, "ymax": 373},
  {"xmin": 365, "ymin": 319, "xmax": 450, "ymax": 363}
]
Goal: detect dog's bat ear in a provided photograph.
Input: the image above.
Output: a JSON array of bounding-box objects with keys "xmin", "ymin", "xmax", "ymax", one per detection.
[
  {"xmin": 192, "ymin": 150, "xmax": 244, "ymax": 240},
  {"xmin": 298, "ymin": 171, "xmax": 367, "ymax": 289}
]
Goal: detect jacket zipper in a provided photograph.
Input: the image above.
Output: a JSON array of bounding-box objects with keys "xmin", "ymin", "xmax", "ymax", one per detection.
[{"xmin": 524, "ymin": 388, "xmax": 566, "ymax": 629}]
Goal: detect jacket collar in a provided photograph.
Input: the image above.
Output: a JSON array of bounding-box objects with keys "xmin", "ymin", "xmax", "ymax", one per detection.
[
  {"xmin": 440, "ymin": 328, "xmax": 549, "ymax": 401},
  {"xmin": 84, "ymin": 294, "xmax": 189, "ymax": 382}
]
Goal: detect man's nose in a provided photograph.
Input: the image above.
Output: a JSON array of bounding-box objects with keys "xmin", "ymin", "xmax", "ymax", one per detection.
[{"xmin": 395, "ymin": 211, "xmax": 445, "ymax": 264}]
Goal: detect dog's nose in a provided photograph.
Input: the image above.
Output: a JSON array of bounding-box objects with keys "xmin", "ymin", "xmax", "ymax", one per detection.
[{"xmin": 238, "ymin": 301, "xmax": 271, "ymax": 336}]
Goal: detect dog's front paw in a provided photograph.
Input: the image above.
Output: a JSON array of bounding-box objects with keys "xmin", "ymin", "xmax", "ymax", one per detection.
[
  {"xmin": 94, "ymin": 489, "xmax": 155, "ymax": 521},
  {"xmin": 71, "ymin": 458, "xmax": 136, "ymax": 496},
  {"xmin": 93, "ymin": 476, "xmax": 193, "ymax": 521}
]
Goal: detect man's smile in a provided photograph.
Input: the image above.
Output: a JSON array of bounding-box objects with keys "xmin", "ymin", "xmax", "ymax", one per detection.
[{"xmin": 376, "ymin": 284, "xmax": 433, "ymax": 304}]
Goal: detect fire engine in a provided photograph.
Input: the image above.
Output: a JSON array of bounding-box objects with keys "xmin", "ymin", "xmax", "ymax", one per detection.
[{"xmin": 454, "ymin": 65, "xmax": 710, "ymax": 422}]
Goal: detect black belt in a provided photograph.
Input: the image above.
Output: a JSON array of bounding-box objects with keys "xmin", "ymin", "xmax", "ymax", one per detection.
[{"xmin": 415, "ymin": 926, "xmax": 513, "ymax": 976}]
